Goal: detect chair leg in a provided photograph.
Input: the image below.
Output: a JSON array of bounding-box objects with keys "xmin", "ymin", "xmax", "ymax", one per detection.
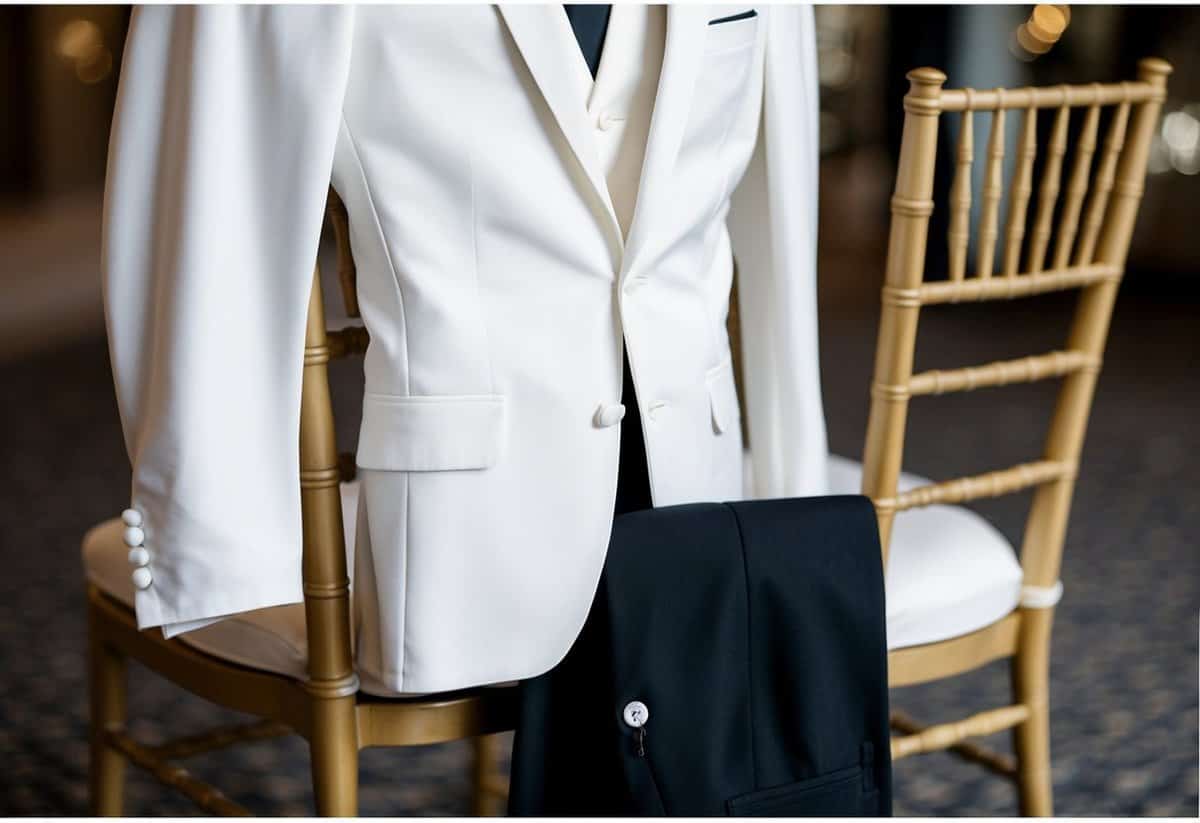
[
  {"xmin": 471, "ymin": 734, "xmax": 506, "ymax": 816},
  {"xmin": 1012, "ymin": 608, "xmax": 1054, "ymax": 816},
  {"xmin": 88, "ymin": 620, "xmax": 127, "ymax": 816},
  {"xmin": 309, "ymin": 695, "xmax": 359, "ymax": 816}
]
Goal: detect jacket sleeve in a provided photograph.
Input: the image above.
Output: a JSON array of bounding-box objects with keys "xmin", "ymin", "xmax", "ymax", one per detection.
[
  {"xmin": 727, "ymin": 4, "xmax": 829, "ymax": 499},
  {"xmin": 101, "ymin": 6, "xmax": 355, "ymax": 636}
]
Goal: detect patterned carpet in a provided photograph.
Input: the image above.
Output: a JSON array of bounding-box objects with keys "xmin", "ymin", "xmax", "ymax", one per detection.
[{"xmin": 0, "ymin": 280, "xmax": 1195, "ymax": 815}]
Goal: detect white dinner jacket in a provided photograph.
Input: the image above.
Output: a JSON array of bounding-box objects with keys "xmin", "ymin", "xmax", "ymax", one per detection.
[{"xmin": 102, "ymin": 4, "xmax": 828, "ymax": 694}]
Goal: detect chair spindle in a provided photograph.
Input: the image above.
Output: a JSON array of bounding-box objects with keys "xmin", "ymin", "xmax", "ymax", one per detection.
[
  {"xmin": 975, "ymin": 92, "xmax": 1007, "ymax": 279},
  {"xmin": 1074, "ymin": 97, "xmax": 1131, "ymax": 266},
  {"xmin": 947, "ymin": 97, "xmax": 974, "ymax": 282},
  {"xmin": 1052, "ymin": 97, "xmax": 1101, "ymax": 270},
  {"xmin": 1027, "ymin": 102, "xmax": 1070, "ymax": 274},
  {"xmin": 1002, "ymin": 105, "xmax": 1038, "ymax": 277}
]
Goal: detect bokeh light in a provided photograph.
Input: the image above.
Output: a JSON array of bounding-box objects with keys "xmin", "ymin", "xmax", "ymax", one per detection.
[
  {"xmin": 1012, "ymin": 4, "xmax": 1071, "ymax": 60},
  {"xmin": 55, "ymin": 18, "xmax": 112, "ymax": 85}
]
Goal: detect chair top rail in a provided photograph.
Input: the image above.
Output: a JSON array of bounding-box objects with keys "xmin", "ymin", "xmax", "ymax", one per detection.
[
  {"xmin": 905, "ymin": 59, "xmax": 1171, "ymax": 113},
  {"xmin": 938, "ymin": 80, "xmax": 1165, "ymax": 113}
]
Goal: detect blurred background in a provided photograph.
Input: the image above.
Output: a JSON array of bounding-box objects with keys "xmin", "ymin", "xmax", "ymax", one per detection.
[{"xmin": 0, "ymin": 3, "xmax": 1196, "ymax": 816}]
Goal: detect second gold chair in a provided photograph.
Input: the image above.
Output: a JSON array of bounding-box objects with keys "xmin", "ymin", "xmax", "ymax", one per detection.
[{"xmin": 844, "ymin": 58, "xmax": 1170, "ymax": 815}]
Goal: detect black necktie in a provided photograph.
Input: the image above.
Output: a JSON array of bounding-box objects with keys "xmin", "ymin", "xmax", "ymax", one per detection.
[{"xmin": 563, "ymin": 5, "xmax": 612, "ymax": 79}]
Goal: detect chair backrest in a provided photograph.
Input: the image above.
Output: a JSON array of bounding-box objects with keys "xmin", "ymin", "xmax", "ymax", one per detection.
[
  {"xmin": 298, "ymin": 190, "xmax": 367, "ymax": 695},
  {"xmin": 862, "ymin": 59, "xmax": 1171, "ymax": 599}
]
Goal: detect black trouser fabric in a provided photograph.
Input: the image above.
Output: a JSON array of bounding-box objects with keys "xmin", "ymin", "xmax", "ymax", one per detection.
[{"xmin": 508, "ymin": 495, "xmax": 893, "ymax": 816}]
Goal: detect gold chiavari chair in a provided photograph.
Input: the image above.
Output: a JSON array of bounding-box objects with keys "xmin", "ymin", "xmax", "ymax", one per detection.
[
  {"xmin": 83, "ymin": 190, "xmax": 516, "ymax": 816},
  {"xmin": 855, "ymin": 59, "xmax": 1171, "ymax": 814}
]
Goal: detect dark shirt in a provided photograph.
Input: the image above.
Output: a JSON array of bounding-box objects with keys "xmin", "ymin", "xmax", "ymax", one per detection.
[{"xmin": 563, "ymin": 4, "xmax": 612, "ymax": 79}]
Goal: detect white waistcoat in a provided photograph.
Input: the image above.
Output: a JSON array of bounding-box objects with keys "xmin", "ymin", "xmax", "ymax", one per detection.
[
  {"xmin": 575, "ymin": 4, "xmax": 667, "ymax": 239},
  {"xmin": 101, "ymin": 4, "xmax": 828, "ymax": 694}
]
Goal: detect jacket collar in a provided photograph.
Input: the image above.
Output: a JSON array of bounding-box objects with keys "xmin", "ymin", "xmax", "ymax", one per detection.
[{"xmin": 496, "ymin": 4, "xmax": 710, "ymax": 265}]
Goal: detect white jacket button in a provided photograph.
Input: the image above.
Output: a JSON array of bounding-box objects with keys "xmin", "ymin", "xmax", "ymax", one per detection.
[
  {"xmin": 623, "ymin": 700, "xmax": 649, "ymax": 728},
  {"xmin": 593, "ymin": 403, "xmax": 626, "ymax": 428},
  {"xmin": 131, "ymin": 566, "xmax": 153, "ymax": 590},
  {"xmin": 127, "ymin": 546, "xmax": 150, "ymax": 567},
  {"xmin": 123, "ymin": 526, "xmax": 145, "ymax": 547},
  {"xmin": 121, "ymin": 508, "xmax": 143, "ymax": 527}
]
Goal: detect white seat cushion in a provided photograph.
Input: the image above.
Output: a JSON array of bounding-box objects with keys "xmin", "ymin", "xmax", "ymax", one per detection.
[
  {"xmin": 826, "ymin": 454, "xmax": 1024, "ymax": 650},
  {"xmin": 83, "ymin": 482, "xmax": 361, "ymax": 684}
]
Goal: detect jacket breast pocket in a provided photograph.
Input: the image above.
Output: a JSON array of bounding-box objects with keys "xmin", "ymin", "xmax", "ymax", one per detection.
[
  {"xmin": 679, "ymin": 11, "xmax": 759, "ymax": 197},
  {"xmin": 356, "ymin": 393, "xmax": 506, "ymax": 472},
  {"xmin": 705, "ymin": 8, "xmax": 758, "ymax": 53},
  {"xmin": 725, "ymin": 764, "xmax": 877, "ymax": 817}
]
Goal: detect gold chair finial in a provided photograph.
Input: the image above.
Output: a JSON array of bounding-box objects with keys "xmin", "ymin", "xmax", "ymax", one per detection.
[
  {"xmin": 1137, "ymin": 57, "xmax": 1173, "ymax": 81},
  {"xmin": 906, "ymin": 66, "xmax": 947, "ymax": 90}
]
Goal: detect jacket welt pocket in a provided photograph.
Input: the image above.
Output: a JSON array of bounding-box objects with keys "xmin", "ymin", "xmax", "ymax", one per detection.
[
  {"xmin": 705, "ymin": 9, "xmax": 758, "ymax": 52},
  {"xmin": 356, "ymin": 393, "xmax": 506, "ymax": 472},
  {"xmin": 725, "ymin": 764, "xmax": 872, "ymax": 816}
]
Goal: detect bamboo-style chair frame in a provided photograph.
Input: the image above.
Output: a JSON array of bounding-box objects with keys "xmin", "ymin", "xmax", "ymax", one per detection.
[
  {"xmin": 866, "ymin": 59, "xmax": 1170, "ymax": 815},
  {"xmin": 87, "ymin": 190, "xmax": 517, "ymax": 816}
]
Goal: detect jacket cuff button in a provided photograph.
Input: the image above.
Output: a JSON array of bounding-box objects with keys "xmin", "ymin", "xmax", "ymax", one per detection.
[
  {"xmin": 127, "ymin": 546, "xmax": 150, "ymax": 567},
  {"xmin": 121, "ymin": 508, "xmax": 143, "ymax": 528},
  {"xmin": 123, "ymin": 526, "xmax": 145, "ymax": 548},
  {"xmin": 131, "ymin": 567, "xmax": 153, "ymax": 590}
]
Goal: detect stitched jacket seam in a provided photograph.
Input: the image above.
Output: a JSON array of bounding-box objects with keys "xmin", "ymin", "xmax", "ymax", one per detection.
[
  {"xmin": 467, "ymin": 125, "xmax": 496, "ymax": 395},
  {"xmin": 699, "ymin": 37, "xmax": 761, "ymax": 372},
  {"xmin": 339, "ymin": 114, "xmax": 412, "ymax": 395},
  {"xmin": 338, "ymin": 115, "xmax": 412, "ymax": 686}
]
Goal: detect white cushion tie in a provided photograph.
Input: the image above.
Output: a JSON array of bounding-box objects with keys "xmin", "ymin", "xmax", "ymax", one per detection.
[{"xmin": 1019, "ymin": 580, "xmax": 1064, "ymax": 609}]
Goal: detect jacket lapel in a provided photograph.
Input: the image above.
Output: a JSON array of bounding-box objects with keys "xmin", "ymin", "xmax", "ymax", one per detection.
[
  {"xmin": 497, "ymin": 4, "xmax": 712, "ymax": 267},
  {"xmin": 620, "ymin": 5, "xmax": 709, "ymax": 277},
  {"xmin": 496, "ymin": 4, "xmax": 622, "ymax": 246}
]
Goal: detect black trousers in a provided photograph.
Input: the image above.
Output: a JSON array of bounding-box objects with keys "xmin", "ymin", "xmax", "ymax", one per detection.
[{"xmin": 508, "ymin": 349, "xmax": 651, "ymax": 814}]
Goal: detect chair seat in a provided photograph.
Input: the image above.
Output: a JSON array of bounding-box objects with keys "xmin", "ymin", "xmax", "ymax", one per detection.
[
  {"xmin": 83, "ymin": 482, "xmax": 361, "ymax": 688},
  {"xmin": 85, "ymin": 459, "xmax": 1024, "ymax": 687},
  {"xmin": 826, "ymin": 454, "xmax": 1024, "ymax": 650}
]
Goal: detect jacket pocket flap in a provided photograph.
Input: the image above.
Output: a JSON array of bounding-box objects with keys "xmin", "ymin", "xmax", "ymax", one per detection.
[
  {"xmin": 356, "ymin": 393, "xmax": 505, "ymax": 472},
  {"xmin": 706, "ymin": 357, "xmax": 741, "ymax": 435}
]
